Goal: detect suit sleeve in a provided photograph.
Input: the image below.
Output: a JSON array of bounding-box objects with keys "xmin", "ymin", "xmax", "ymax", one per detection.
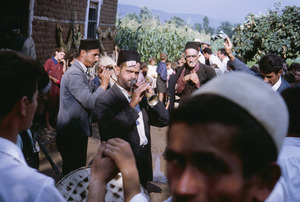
[
  {"xmin": 67, "ymin": 70, "xmax": 104, "ymax": 110},
  {"xmin": 231, "ymin": 58, "xmax": 256, "ymax": 75},
  {"xmin": 146, "ymin": 100, "xmax": 169, "ymax": 127}
]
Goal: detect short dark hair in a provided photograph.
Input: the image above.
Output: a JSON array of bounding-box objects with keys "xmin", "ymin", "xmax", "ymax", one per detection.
[
  {"xmin": 288, "ymin": 62, "xmax": 300, "ymax": 72},
  {"xmin": 160, "ymin": 53, "xmax": 167, "ymax": 60},
  {"xmin": 166, "ymin": 61, "xmax": 172, "ymax": 66},
  {"xmin": 0, "ymin": 50, "xmax": 43, "ymax": 118},
  {"xmin": 259, "ymin": 54, "xmax": 283, "ymax": 74},
  {"xmin": 203, "ymin": 48, "xmax": 212, "ymax": 55},
  {"xmin": 218, "ymin": 48, "xmax": 227, "ymax": 56},
  {"xmin": 168, "ymin": 94, "xmax": 277, "ymax": 178},
  {"xmin": 140, "ymin": 62, "xmax": 148, "ymax": 70},
  {"xmin": 149, "ymin": 57, "xmax": 156, "ymax": 64}
]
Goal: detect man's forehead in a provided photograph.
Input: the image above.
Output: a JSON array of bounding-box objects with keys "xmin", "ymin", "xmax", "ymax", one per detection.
[
  {"xmin": 185, "ymin": 48, "xmax": 198, "ymax": 54},
  {"xmin": 121, "ymin": 60, "xmax": 140, "ymax": 69}
]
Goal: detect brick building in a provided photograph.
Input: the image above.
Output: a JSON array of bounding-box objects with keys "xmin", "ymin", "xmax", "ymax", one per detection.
[{"xmin": 0, "ymin": 0, "xmax": 118, "ymax": 64}]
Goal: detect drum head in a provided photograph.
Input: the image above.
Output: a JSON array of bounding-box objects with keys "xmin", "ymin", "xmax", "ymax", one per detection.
[{"xmin": 56, "ymin": 167, "xmax": 150, "ymax": 202}]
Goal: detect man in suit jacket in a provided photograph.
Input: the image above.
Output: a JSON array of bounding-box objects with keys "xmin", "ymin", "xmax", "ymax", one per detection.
[
  {"xmin": 94, "ymin": 50, "xmax": 169, "ymax": 189},
  {"xmin": 56, "ymin": 39, "xmax": 113, "ymax": 176},
  {"xmin": 224, "ymin": 37, "xmax": 290, "ymax": 93},
  {"xmin": 168, "ymin": 42, "xmax": 216, "ymax": 111}
]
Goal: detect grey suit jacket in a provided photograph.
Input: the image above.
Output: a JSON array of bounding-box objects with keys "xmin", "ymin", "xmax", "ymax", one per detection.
[{"xmin": 57, "ymin": 60, "xmax": 104, "ymax": 137}]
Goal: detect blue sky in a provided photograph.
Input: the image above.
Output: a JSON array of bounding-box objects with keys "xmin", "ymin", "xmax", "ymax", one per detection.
[{"xmin": 118, "ymin": 0, "xmax": 300, "ymax": 23}]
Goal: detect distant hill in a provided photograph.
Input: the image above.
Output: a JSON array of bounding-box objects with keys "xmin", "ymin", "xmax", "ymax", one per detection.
[{"xmin": 117, "ymin": 4, "xmax": 224, "ymax": 28}]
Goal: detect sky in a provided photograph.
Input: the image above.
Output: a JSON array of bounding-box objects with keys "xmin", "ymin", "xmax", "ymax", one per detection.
[{"xmin": 118, "ymin": 0, "xmax": 300, "ymax": 23}]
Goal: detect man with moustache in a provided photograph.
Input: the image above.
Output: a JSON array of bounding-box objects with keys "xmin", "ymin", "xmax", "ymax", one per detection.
[
  {"xmin": 168, "ymin": 41, "xmax": 216, "ymax": 110},
  {"xmin": 56, "ymin": 39, "xmax": 113, "ymax": 176},
  {"xmin": 94, "ymin": 50, "xmax": 169, "ymax": 190}
]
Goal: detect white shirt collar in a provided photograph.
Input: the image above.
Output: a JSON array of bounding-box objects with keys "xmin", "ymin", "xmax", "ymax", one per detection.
[
  {"xmin": 116, "ymin": 83, "xmax": 131, "ymax": 102},
  {"xmin": 0, "ymin": 137, "xmax": 27, "ymax": 165},
  {"xmin": 76, "ymin": 59, "xmax": 87, "ymax": 73},
  {"xmin": 272, "ymin": 76, "xmax": 282, "ymax": 91}
]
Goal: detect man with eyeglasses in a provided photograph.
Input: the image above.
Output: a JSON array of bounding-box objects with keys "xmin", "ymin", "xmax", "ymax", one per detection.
[
  {"xmin": 167, "ymin": 42, "xmax": 216, "ymax": 110},
  {"xmin": 224, "ymin": 37, "xmax": 290, "ymax": 92}
]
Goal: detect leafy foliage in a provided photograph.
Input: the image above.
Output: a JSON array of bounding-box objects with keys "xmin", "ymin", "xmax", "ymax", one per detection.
[{"xmin": 232, "ymin": 4, "xmax": 300, "ymax": 62}]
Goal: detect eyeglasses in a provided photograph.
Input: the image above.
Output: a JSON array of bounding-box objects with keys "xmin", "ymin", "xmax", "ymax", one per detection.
[{"xmin": 185, "ymin": 55, "xmax": 198, "ymax": 58}]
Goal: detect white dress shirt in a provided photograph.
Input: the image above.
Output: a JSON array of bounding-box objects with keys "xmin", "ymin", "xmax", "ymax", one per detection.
[
  {"xmin": 0, "ymin": 137, "xmax": 65, "ymax": 202},
  {"xmin": 277, "ymin": 137, "xmax": 300, "ymax": 201},
  {"xmin": 272, "ymin": 76, "xmax": 282, "ymax": 91},
  {"xmin": 219, "ymin": 56, "xmax": 229, "ymax": 73},
  {"xmin": 209, "ymin": 55, "xmax": 222, "ymax": 70},
  {"xmin": 116, "ymin": 84, "xmax": 148, "ymax": 146}
]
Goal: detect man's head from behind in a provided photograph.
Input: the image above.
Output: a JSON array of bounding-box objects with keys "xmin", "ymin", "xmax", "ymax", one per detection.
[
  {"xmin": 0, "ymin": 50, "xmax": 42, "ymax": 135},
  {"xmin": 166, "ymin": 72, "xmax": 288, "ymax": 201},
  {"xmin": 259, "ymin": 54, "xmax": 283, "ymax": 86}
]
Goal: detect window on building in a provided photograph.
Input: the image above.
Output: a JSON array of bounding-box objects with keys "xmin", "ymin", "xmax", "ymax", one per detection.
[{"xmin": 87, "ymin": 2, "xmax": 98, "ymax": 39}]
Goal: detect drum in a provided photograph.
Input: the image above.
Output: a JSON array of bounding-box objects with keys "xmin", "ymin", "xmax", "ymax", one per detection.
[{"xmin": 56, "ymin": 167, "xmax": 150, "ymax": 202}]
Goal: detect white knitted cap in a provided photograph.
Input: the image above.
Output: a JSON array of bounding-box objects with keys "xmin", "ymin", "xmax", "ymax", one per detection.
[{"xmin": 191, "ymin": 72, "xmax": 289, "ymax": 153}]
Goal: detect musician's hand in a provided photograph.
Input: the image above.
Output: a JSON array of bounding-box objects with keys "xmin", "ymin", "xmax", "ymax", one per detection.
[
  {"xmin": 99, "ymin": 67, "xmax": 113, "ymax": 90},
  {"xmin": 129, "ymin": 82, "xmax": 148, "ymax": 108},
  {"xmin": 104, "ymin": 138, "xmax": 140, "ymax": 201},
  {"xmin": 145, "ymin": 83, "xmax": 154, "ymax": 95}
]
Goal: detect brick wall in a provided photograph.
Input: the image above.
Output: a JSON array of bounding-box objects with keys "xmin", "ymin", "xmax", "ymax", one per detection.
[
  {"xmin": 99, "ymin": 0, "xmax": 118, "ymax": 54},
  {"xmin": 32, "ymin": 0, "xmax": 118, "ymax": 65}
]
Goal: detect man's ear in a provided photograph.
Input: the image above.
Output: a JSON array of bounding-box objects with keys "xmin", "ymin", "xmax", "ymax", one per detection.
[
  {"xmin": 114, "ymin": 66, "xmax": 120, "ymax": 76},
  {"xmin": 18, "ymin": 96, "xmax": 30, "ymax": 117},
  {"xmin": 278, "ymin": 69, "xmax": 283, "ymax": 76},
  {"xmin": 253, "ymin": 162, "xmax": 281, "ymax": 201}
]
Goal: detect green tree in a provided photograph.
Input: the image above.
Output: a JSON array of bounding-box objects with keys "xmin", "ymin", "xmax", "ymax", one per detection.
[
  {"xmin": 217, "ymin": 21, "xmax": 235, "ymax": 38},
  {"xmin": 139, "ymin": 6, "xmax": 153, "ymax": 22},
  {"xmin": 203, "ymin": 16, "xmax": 209, "ymax": 30},
  {"xmin": 194, "ymin": 23, "xmax": 202, "ymax": 32},
  {"xmin": 232, "ymin": 5, "xmax": 300, "ymax": 62},
  {"xmin": 203, "ymin": 16, "xmax": 215, "ymax": 35},
  {"xmin": 166, "ymin": 16, "xmax": 186, "ymax": 27}
]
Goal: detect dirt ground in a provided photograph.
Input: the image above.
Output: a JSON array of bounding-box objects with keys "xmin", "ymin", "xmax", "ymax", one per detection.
[{"xmin": 37, "ymin": 122, "xmax": 171, "ymax": 201}]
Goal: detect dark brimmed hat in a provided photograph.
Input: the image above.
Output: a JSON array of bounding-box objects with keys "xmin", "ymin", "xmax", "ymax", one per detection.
[
  {"xmin": 79, "ymin": 39, "xmax": 100, "ymax": 50},
  {"xmin": 117, "ymin": 50, "xmax": 140, "ymax": 66},
  {"xmin": 184, "ymin": 42, "xmax": 199, "ymax": 51}
]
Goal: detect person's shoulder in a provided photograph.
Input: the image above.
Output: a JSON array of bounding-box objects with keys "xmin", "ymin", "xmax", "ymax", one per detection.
[{"xmin": 96, "ymin": 84, "xmax": 117, "ymax": 102}]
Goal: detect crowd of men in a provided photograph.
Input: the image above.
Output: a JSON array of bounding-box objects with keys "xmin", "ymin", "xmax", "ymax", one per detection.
[{"xmin": 0, "ymin": 34, "xmax": 300, "ymax": 202}]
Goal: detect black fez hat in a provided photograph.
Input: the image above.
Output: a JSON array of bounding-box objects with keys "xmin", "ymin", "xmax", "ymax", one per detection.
[
  {"xmin": 117, "ymin": 50, "xmax": 140, "ymax": 66},
  {"xmin": 79, "ymin": 39, "xmax": 100, "ymax": 50},
  {"xmin": 184, "ymin": 41, "xmax": 199, "ymax": 51}
]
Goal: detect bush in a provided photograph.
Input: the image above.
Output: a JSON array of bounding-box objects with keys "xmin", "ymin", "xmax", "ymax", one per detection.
[{"xmin": 232, "ymin": 4, "xmax": 300, "ymax": 63}]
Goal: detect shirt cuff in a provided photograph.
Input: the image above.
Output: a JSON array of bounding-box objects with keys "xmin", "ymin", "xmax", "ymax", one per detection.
[{"xmin": 130, "ymin": 193, "xmax": 148, "ymax": 202}]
